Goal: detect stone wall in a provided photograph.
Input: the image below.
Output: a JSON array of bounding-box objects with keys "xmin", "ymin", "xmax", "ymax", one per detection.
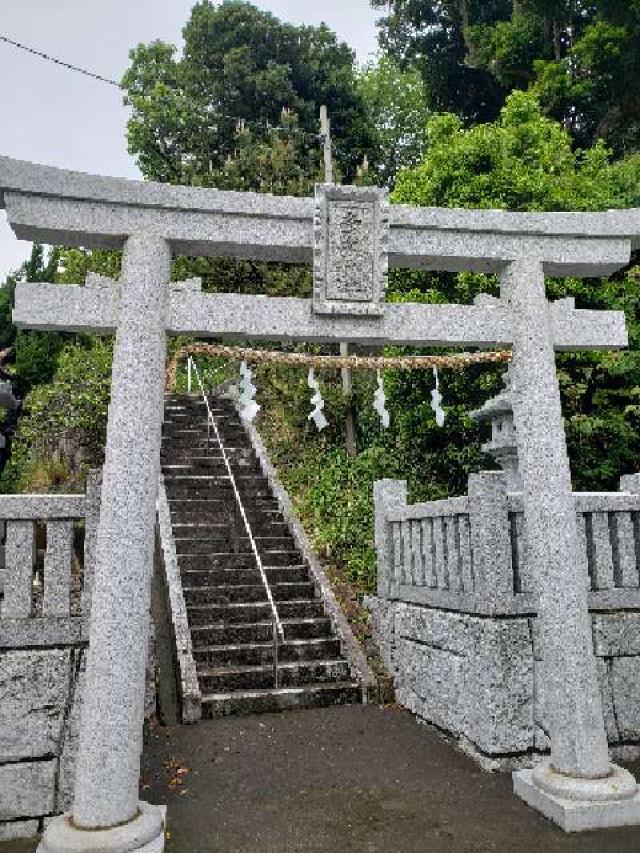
[
  {"xmin": 0, "ymin": 480, "xmax": 157, "ymax": 840},
  {"xmin": 0, "ymin": 617, "xmax": 158, "ymax": 840},
  {"xmin": 0, "ymin": 642, "xmax": 86, "ymax": 840},
  {"xmin": 368, "ymin": 598, "xmax": 640, "ymax": 770}
]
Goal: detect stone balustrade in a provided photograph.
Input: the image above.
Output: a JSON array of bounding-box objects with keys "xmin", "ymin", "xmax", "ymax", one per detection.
[
  {"xmin": 0, "ymin": 476, "xmax": 101, "ymax": 841},
  {"xmin": 376, "ymin": 477, "xmax": 640, "ymax": 616},
  {"xmin": 370, "ymin": 472, "xmax": 640, "ymax": 769}
]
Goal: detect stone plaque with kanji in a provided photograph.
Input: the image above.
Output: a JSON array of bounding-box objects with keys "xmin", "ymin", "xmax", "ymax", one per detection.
[{"xmin": 313, "ymin": 184, "xmax": 389, "ymax": 316}]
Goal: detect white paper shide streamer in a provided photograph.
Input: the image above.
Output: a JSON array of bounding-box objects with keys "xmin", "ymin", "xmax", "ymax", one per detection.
[
  {"xmin": 431, "ymin": 366, "xmax": 445, "ymax": 427},
  {"xmin": 239, "ymin": 360, "xmax": 261, "ymax": 422},
  {"xmin": 373, "ymin": 369, "xmax": 390, "ymax": 428},
  {"xmin": 307, "ymin": 367, "xmax": 328, "ymax": 431}
]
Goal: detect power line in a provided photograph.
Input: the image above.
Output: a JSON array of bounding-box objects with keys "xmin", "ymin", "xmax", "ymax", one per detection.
[
  {"xmin": 0, "ymin": 34, "xmax": 354, "ymax": 156},
  {"xmin": 0, "ymin": 34, "xmax": 123, "ymax": 88}
]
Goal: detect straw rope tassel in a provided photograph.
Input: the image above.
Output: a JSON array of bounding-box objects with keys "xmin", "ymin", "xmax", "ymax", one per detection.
[
  {"xmin": 431, "ymin": 367, "xmax": 445, "ymax": 428},
  {"xmin": 307, "ymin": 368, "xmax": 328, "ymax": 431},
  {"xmin": 239, "ymin": 361, "xmax": 261, "ymax": 422},
  {"xmin": 165, "ymin": 343, "xmax": 512, "ymax": 391},
  {"xmin": 373, "ymin": 369, "xmax": 390, "ymax": 428}
]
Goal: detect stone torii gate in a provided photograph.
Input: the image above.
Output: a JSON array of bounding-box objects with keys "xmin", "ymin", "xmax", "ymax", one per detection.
[{"xmin": 2, "ymin": 155, "xmax": 640, "ymax": 848}]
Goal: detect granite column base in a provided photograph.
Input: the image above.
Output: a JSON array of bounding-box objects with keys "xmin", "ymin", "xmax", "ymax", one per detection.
[
  {"xmin": 37, "ymin": 802, "xmax": 166, "ymax": 852},
  {"xmin": 514, "ymin": 763, "xmax": 640, "ymax": 832}
]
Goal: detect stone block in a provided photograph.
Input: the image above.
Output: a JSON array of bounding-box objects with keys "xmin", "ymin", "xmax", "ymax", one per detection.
[
  {"xmin": 0, "ymin": 649, "xmax": 71, "ymax": 761},
  {"xmin": 396, "ymin": 605, "xmax": 474, "ymax": 656},
  {"xmin": 56, "ymin": 649, "xmax": 85, "ymax": 811},
  {"xmin": 597, "ymin": 658, "xmax": 620, "ymax": 742},
  {"xmin": 0, "ymin": 760, "xmax": 55, "ymax": 820},
  {"xmin": 0, "ymin": 819, "xmax": 39, "ymax": 840},
  {"xmin": 593, "ymin": 613, "xmax": 640, "ymax": 657},
  {"xmin": 611, "ymin": 657, "xmax": 640, "ymax": 740},
  {"xmin": 395, "ymin": 638, "xmax": 465, "ymax": 733},
  {"xmin": 365, "ymin": 596, "xmax": 393, "ymax": 670},
  {"xmin": 464, "ymin": 618, "xmax": 534, "ymax": 754}
]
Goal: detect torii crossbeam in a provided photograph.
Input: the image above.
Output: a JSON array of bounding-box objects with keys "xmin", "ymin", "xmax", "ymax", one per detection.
[{"xmin": 2, "ymin": 155, "xmax": 640, "ymax": 849}]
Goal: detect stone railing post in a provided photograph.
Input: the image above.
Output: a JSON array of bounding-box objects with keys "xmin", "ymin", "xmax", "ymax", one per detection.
[
  {"xmin": 507, "ymin": 258, "xmax": 640, "ymax": 828},
  {"xmin": 620, "ymin": 473, "xmax": 640, "ymax": 494},
  {"xmin": 373, "ymin": 479, "xmax": 407, "ymax": 598},
  {"xmin": 39, "ymin": 235, "xmax": 171, "ymax": 852},
  {"xmin": 467, "ymin": 471, "xmax": 512, "ymax": 606},
  {"xmin": 80, "ymin": 468, "xmax": 102, "ymax": 617}
]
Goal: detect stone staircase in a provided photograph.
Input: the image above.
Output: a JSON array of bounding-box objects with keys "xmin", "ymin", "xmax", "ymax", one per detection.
[{"xmin": 161, "ymin": 393, "xmax": 363, "ymax": 717}]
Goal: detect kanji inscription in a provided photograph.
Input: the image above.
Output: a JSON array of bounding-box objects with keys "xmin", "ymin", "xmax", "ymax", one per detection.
[
  {"xmin": 313, "ymin": 184, "xmax": 389, "ymax": 317},
  {"xmin": 326, "ymin": 202, "xmax": 375, "ymax": 302}
]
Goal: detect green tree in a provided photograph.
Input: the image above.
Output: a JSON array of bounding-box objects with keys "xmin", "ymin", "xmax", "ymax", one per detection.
[
  {"xmin": 389, "ymin": 91, "xmax": 640, "ymax": 494},
  {"xmin": 1, "ymin": 338, "xmax": 114, "ymax": 493},
  {"xmin": 373, "ymin": 2, "xmax": 640, "ymax": 154},
  {"xmin": 357, "ymin": 55, "xmax": 431, "ymax": 187},
  {"xmin": 123, "ymin": 0, "xmax": 373, "ymax": 185},
  {"xmin": 122, "ymin": 0, "xmax": 378, "ymax": 299},
  {"xmin": 370, "ymin": 1, "xmax": 512, "ymax": 124},
  {"xmin": 4, "ymin": 245, "xmax": 65, "ymax": 386}
]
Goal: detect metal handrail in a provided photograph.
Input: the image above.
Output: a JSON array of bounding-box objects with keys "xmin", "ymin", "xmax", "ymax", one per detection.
[{"xmin": 188, "ymin": 358, "xmax": 284, "ymax": 688}]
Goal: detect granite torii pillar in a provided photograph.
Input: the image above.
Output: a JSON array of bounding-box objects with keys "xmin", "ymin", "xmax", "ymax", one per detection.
[
  {"xmin": 2, "ymin": 156, "xmax": 640, "ymax": 841},
  {"xmin": 44, "ymin": 234, "xmax": 171, "ymax": 851}
]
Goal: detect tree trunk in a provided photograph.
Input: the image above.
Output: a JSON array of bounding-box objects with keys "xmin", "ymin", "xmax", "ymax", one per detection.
[
  {"xmin": 460, "ymin": 0, "xmax": 474, "ymax": 64},
  {"xmin": 340, "ymin": 342, "xmax": 357, "ymax": 457},
  {"xmin": 553, "ymin": 20, "xmax": 562, "ymax": 61}
]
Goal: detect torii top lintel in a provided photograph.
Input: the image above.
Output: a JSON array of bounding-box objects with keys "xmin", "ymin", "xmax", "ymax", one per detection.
[
  {"xmin": 1, "ymin": 155, "xmax": 638, "ymax": 276},
  {"xmin": 0, "ymin": 155, "xmax": 635, "ymax": 350}
]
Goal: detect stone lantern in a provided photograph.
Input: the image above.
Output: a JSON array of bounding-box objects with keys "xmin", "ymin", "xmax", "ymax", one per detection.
[{"xmin": 470, "ymin": 366, "xmax": 522, "ymax": 492}]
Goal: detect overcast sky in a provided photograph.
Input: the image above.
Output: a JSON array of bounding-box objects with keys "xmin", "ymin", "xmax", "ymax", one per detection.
[{"xmin": 0, "ymin": 0, "xmax": 380, "ymax": 279}]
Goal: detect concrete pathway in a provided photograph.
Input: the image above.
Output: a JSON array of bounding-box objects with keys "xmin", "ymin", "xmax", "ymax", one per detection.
[{"xmin": 4, "ymin": 704, "xmax": 640, "ymax": 852}]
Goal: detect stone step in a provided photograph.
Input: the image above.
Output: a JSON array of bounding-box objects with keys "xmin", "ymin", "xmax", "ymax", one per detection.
[
  {"xmin": 256, "ymin": 550, "xmax": 304, "ymax": 566},
  {"xmin": 163, "ymin": 460, "xmax": 261, "ymax": 475},
  {"xmin": 178, "ymin": 553, "xmax": 258, "ymax": 571},
  {"xmin": 197, "ymin": 658, "xmax": 351, "ymax": 692},
  {"xmin": 194, "ymin": 637, "xmax": 341, "ymax": 667},
  {"xmin": 161, "ymin": 391, "xmax": 362, "ymax": 719},
  {"xmin": 181, "ymin": 567, "xmax": 262, "ymax": 588},
  {"xmin": 177, "ymin": 550, "xmax": 302, "ymax": 568},
  {"xmin": 162, "ymin": 433, "xmax": 252, "ymax": 448},
  {"xmin": 174, "ymin": 536, "xmax": 295, "ymax": 555},
  {"xmin": 183, "ymin": 581, "xmax": 315, "ymax": 605},
  {"xmin": 169, "ymin": 507, "xmax": 284, "ymax": 526},
  {"xmin": 190, "ymin": 617, "xmax": 333, "ymax": 646},
  {"xmin": 164, "ymin": 472, "xmax": 267, "ymax": 483},
  {"xmin": 162, "ymin": 447, "xmax": 255, "ymax": 463},
  {"xmin": 181, "ymin": 565, "xmax": 309, "ymax": 587},
  {"xmin": 172, "ymin": 521, "xmax": 290, "ymax": 539},
  {"xmin": 163, "ymin": 414, "xmax": 239, "ymax": 427},
  {"xmin": 168, "ymin": 497, "xmax": 235, "ymax": 514},
  {"xmin": 200, "ymin": 681, "xmax": 361, "ymax": 717},
  {"xmin": 168, "ymin": 502, "xmax": 283, "ymax": 522},
  {"xmin": 164, "ymin": 403, "xmax": 234, "ymax": 416},
  {"xmin": 167, "ymin": 486, "xmax": 272, "ymax": 502},
  {"xmin": 186, "ymin": 599, "xmax": 324, "ymax": 625}
]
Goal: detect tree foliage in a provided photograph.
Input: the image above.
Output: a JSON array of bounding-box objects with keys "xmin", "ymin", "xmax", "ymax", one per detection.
[
  {"xmin": 372, "ymin": 1, "xmax": 640, "ymax": 153},
  {"xmin": 1, "ymin": 245, "xmax": 65, "ymax": 386},
  {"xmin": 357, "ymin": 56, "xmax": 431, "ymax": 187},
  {"xmin": 370, "ymin": 0, "xmax": 512, "ymax": 124},
  {"xmin": 0, "ymin": 339, "xmax": 113, "ymax": 493},
  {"xmin": 123, "ymin": 0, "xmax": 373, "ymax": 185},
  {"xmin": 122, "ymin": 0, "xmax": 378, "ymax": 298},
  {"xmin": 390, "ymin": 91, "xmax": 640, "ymax": 493}
]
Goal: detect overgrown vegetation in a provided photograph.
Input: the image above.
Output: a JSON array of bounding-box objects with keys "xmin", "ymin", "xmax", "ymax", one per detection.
[{"xmin": 3, "ymin": 0, "xmax": 640, "ymax": 600}]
